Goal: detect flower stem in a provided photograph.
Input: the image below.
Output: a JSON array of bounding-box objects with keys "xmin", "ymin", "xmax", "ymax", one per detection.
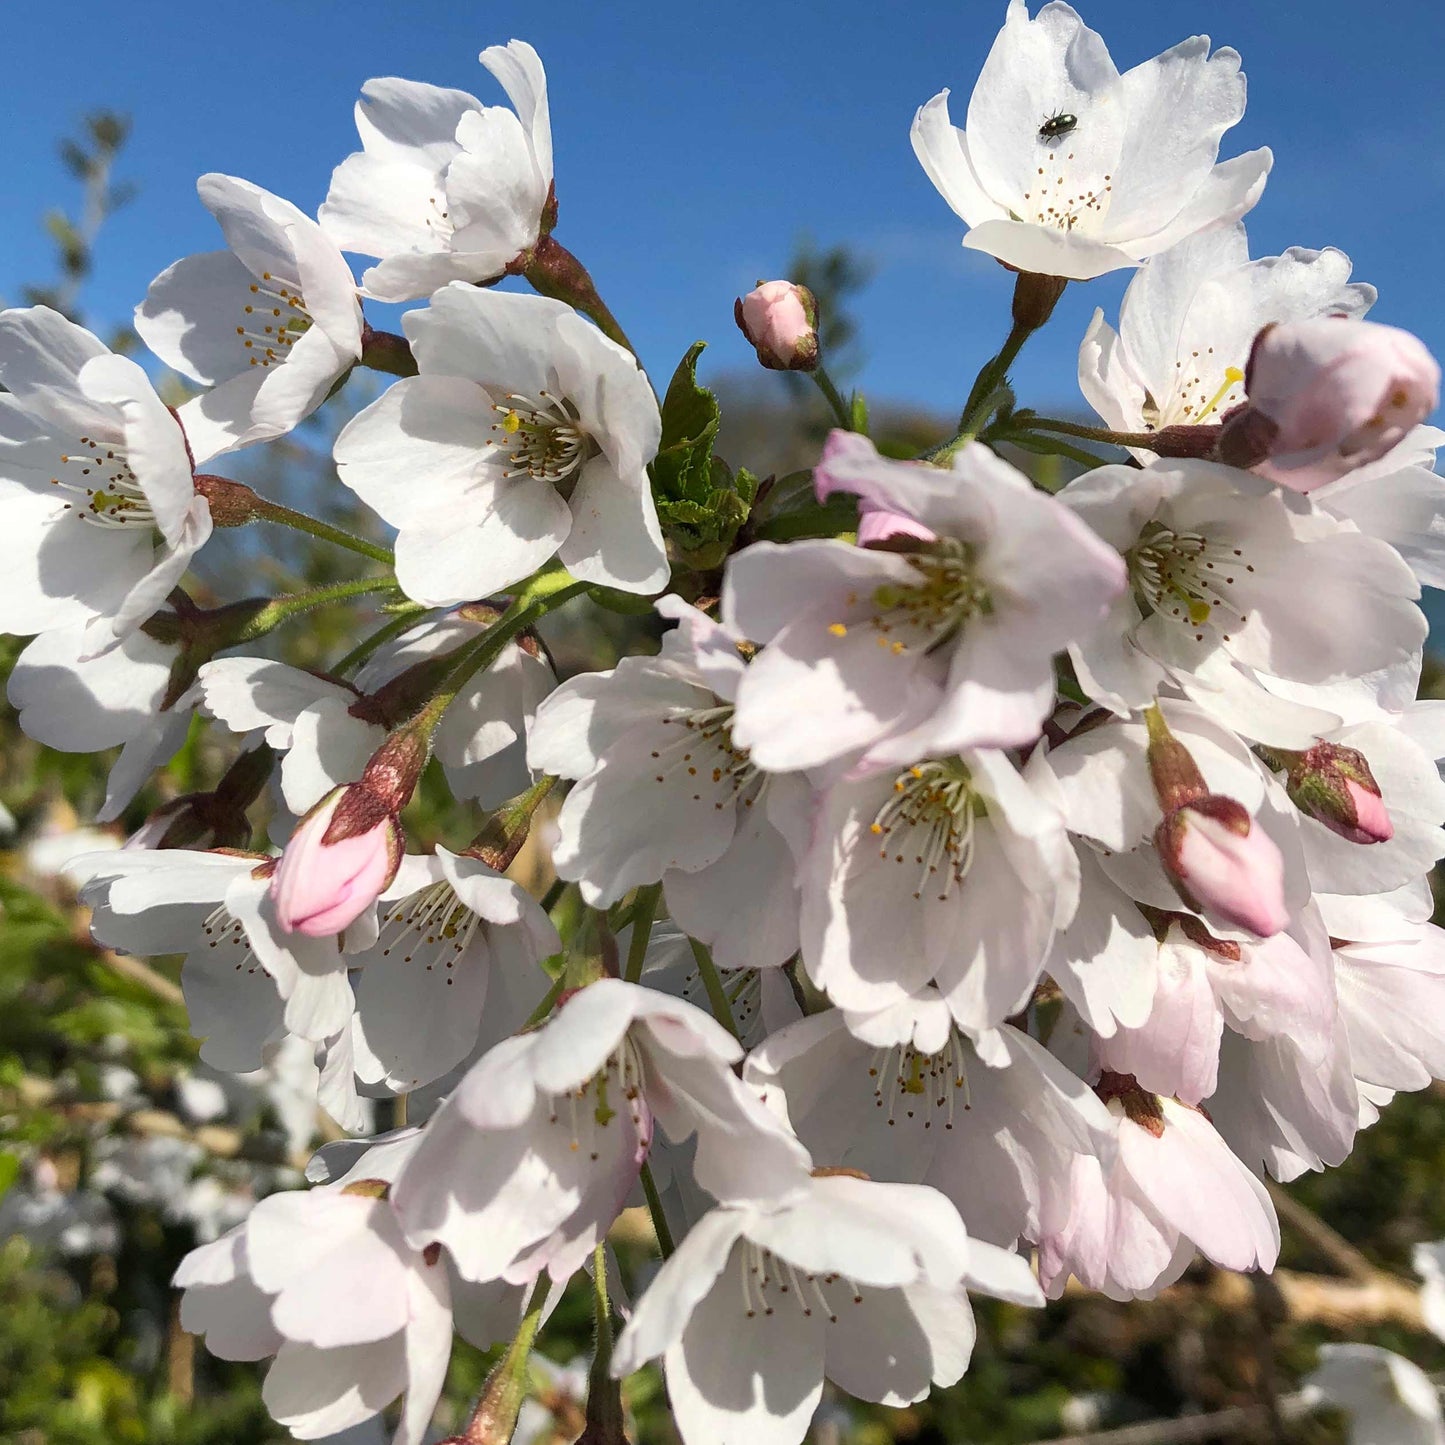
[
  {"xmin": 234, "ymin": 578, "xmax": 401, "ymax": 642},
  {"xmin": 639, "ymin": 1161, "xmax": 676, "ymax": 1258},
  {"xmin": 623, "ymin": 884, "xmax": 663, "ymax": 984},
  {"xmin": 333, "ymin": 604, "xmax": 430, "ymax": 675},
  {"xmin": 957, "ymin": 317, "xmax": 1033, "ymax": 436},
  {"xmin": 581, "ymin": 1242, "xmax": 628, "ymax": 1440},
  {"xmin": 522, "ymin": 236, "xmax": 638, "ymax": 357},
  {"xmin": 811, "ymin": 366, "xmax": 854, "ymax": 431},
  {"xmin": 687, "ymin": 937, "xmax": 739, "ymax": 1041},
  {"xmin": 409, "ymin": 570, "xmax": 589, "ymax": 739},
  {"xmin": 456, "ymin": 1286, "xmax": 547, "ymax": 1443},
  {"xmin": 524, "ymin": 968, "xmax": 568, "ymax": 1029},
  {"xmin": 248, "ymin": 494, "xmax": 395, "ymax": 567}
]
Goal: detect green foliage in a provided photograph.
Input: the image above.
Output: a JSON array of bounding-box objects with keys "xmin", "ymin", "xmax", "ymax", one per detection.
[{"xmin": 650, "ymin": 342, "xmax": 759, "ymax": 571}]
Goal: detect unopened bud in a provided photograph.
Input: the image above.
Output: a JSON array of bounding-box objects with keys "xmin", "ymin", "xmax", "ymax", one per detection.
[
  {"xmin": 1221, "ymin": 317, "xmax": 1440, "ymax": 492},
  {"xmin": 1155, "ymin": 795, "xmax": 1288, "ymax": 938},
  {"xmin": 735, "ymin": 281, "xmax": 819, "ymax": 372},
  {"xmin": 270, "ymin": 784, "xmax": 401, "ymax": 936},
  {"xmin": 192, "ymin": 473, "xmax": 261, "ymax": 527},
  {"xmin": 1265, "ymin": 742, "xmax": 1393, "ymax": 845}
]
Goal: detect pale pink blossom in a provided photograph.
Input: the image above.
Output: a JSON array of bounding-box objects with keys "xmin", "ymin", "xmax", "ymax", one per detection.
[
  {"xmin": 271, "ymin": 786, "xmax": 402, "ymax": 937},
  {"xmin": 1157, "ymin": 795, "xmax": 1288, "ymax": 937},
  {"xmin": 734, "ymin": 281, "xmax": 818, "ymax": 371},
  {"xmin": 1236, "ymin": 317, "xmax": 1440, "ymax": 491}
]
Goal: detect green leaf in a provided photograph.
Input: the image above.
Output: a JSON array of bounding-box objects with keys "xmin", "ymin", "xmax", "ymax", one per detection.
[{"xmin": 649, "ymin": 342, "xmax": 755, "ymax": 568}]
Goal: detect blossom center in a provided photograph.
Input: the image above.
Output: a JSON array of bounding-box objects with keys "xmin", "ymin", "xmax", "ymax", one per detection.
[
  {"xmin": 736, "ymin": 1241, "xmax": 863, "ymax": 1323},
  {"xmin": 870, "ymin": 759, "xmax": 982, "ymax": 902},
  {"xmin": 1143, "ymin": 363, "xmax": 1246, "ymax": 431},
  {"xmin": 377, "ymin": 880, "xmax": 484, "ymax": 984},
  {"xmin": 840, "ymin": 541, "xmax": 990, "ymax": 656},
  {"xmin": 51, "ymin": 436, "xmax": 155, "ymax": 530},
  {"xmin": 866, "ymin": 1030, "xmax": 971, "ymax": 1131},
  {"xmin": 544, "ymin": 1039, "xmax": 650, "ymax": 1163},
  {"xmin": 1019, "ymin": 153, "xmax": 1113, "ymax": 234},
  {"xmin": 236, "ymin": 270, "xmax": 312, "ymax": 370},
  {"xmin": 1127, "ymin": 522, "xmax": 1254, "ymax": 642},
  {"xmin": 488, "ymin": 390, "xmax": 592, "ymax": 485},
  {"xmin": 201, "ymin": 905, "xmax": 263, "ymax": 975},
  {"xmin": 648, "ymin": 705, "xmax": 763, "ymax": 812}
]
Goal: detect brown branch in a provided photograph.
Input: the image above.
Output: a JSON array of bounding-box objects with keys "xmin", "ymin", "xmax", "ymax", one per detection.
[
  {"xmin": 1267, "ymin": 1181, "xmax": 1379, "ymax": 1283},
  {"xmin": 1042, "ymin": 1391, "xmax": 1315, "ymax": 1445}
]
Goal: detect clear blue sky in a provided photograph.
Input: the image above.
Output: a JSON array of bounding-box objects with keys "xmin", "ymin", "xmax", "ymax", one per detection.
[{"xmin": 2, "ymin": 0, "xmax": 1441, "ymax": 431}]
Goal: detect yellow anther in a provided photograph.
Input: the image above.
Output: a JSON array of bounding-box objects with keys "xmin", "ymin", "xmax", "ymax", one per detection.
[
  {"xmin": 828, "ymin": 622, "xmax": 848, "ymax": 637},
  {"xmin": 1194, "ymin": 366, "xmax": 1247, "ymax": 424}
]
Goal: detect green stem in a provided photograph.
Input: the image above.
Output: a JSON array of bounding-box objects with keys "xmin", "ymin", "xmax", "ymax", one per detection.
[
  {"xmin": 582, "ymin": 1242, "xmax": 627, "ymax": 1439},
  {"xmin": 408, "ymin": 570, "xmax": 588, "ymax": 740},
  {"xmin": 688, "ymin": 937, "xmax": 739, "ymax": 1041},
  {"xmin": 235, "ymin": 578, "xmax": 400, "ymax": 642},
  {"xmin": 1004, "ymin": 432, "xmax": 1115, "ymax": 471},
  {"xmin": 811, "ymin": 366, "xmax": 854, "ymax": 431},
  {"xmin": 639, "ymin": 1161, "xmax": 676, "ymax": 1258},
  {"xmin": 459, "ymin": 1286, "xmax": 547, "ymax": 1443},
  {"xmin": 539, "ymin": 877, "xmax": 568, "ymax": 914},
  {"xmin": 249, "ymin": 494, "xmax": 395, "ymax": 567},
  {"xmin": 333, "ymin": 604, "xmax": 430, "ymax": 675},
  {"xmin": 1017, "ymin": 415, "xmax": 1154, "ymax": 447},
  {"xmin": 624, "ymin": 883, "xmax": 663, "ymax": 984},
  {"xmin": 957, "ymin": 318, "xmax": 1032, "ymax": 434},
  {"xmin": 524, "ymin": 968, "xmax": 568, "ymax": 1029}
]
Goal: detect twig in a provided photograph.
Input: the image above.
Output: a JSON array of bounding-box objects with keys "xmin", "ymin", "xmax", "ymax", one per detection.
[
  {"xmin": 1268, "ymin": 1181, "xmax": 1378, "ymax": 1283},
  {"xmin": 1041, "ymin": 1391, "xmax": 1315, "ymax": 1445},
  {"xmin": 92, "ymin": 944, "xmax": 185, "ymax": 1008}
]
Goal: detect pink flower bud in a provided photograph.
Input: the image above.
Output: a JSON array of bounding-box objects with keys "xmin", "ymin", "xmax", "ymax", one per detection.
[
  {"xmin": 734, "ymin": 280, "xmax": 819, "ymax": 372},
  {"xmin": 1235, "ymin": 317, "xmax": 1440, "ymax": 491},
  {"xmin": 1155, "ymin": 796, "xmax": 1288, "ymax": 938},
  {"xmin": 1342, "ymin": 778, "xmax": 1393, "ymax": 844},
  {"xmin": 1266, "ymin": 741, "xmax": 1393, "ymax": 846},
  {"xmin": 270, "ymin": 784, "xmax": 401, "ymax": 936}
]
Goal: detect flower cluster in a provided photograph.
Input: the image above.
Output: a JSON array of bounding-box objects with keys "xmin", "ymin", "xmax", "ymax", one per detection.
[{"xmin": 7, "ymin": 7, "xmax": 1445, "ymax": 1443}]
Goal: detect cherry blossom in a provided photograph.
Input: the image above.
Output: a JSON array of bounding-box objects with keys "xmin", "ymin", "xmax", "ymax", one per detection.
[
  {"xmin": 612, "ymin": 1171, "xmax": 1041, "ymax": 1445},
  {"xmin": 0, "ymin": 306, "xmax": 211, "ymax": 651},
  {"xmin": 334, "ymin": 284, "xmax": 667, "ymax": 604},
  {"xmin": 529, "ymin": 596, "xmax": 811, "ymax": 970},
  {"xmin": 798, "ymin": 747, "xmax": 1076, "ymax": 1039},
  {"xmin": 1060, "ymin": 458, "xmax": 1426, "ymax": 745},
  {"xmin": 1079, "ymin": 222, "xmax": 1374, "ymax": 452},
  {"xmin": 320, "ymin": 41, "xmax": 553, "ymax": 302},
  {"xmin": 136, "ymin": 174, "xmax": 363, "ymax": 463},
  {"xmin": 393, "ymin": 979, "xmax": 810, "ymax": 1287},
  {"xmin": 727, "ymin": 432, "xmax": 1124, "ymax": 771},
  {"xmin": 174, "ymin": 1143, "xmax": 453, "ymax": 1445},
  {"xmin": 911, "ymin": 0, "xmax": 1271, "ymax": 280},
  {"xmin": 1036, "ymin": 1074, "xmax": 1278, "ymax": 1300}
]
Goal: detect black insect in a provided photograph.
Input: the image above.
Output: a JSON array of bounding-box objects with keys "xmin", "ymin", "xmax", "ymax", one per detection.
[{"xmin": 1038, "ymin": 112, "xmax": 1078, "ymax": 143}]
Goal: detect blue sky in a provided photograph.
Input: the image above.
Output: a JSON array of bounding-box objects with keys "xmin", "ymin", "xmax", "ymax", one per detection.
[{"xmin": 2, "ymin": 0, "xmax": 1441, "ymax": 426}]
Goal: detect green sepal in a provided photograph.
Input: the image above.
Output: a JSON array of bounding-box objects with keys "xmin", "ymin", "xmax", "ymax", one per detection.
[{"xmin": 649, "ymin": 341, "xmax": 757, "ymax": 567}]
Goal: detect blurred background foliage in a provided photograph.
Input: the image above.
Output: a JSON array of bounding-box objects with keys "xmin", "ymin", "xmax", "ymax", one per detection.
[{"xmin": 3, "ymin": 112, "xmax": 1444, "ymax": 1445}]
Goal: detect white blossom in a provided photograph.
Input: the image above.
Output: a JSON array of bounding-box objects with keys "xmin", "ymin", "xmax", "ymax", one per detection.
[
  {"xmin": 136, "ymin": 174, "xmax": 363, "ymax": 463},
  {"xmin": 320, "ymin": 41, "xmax": 553, "ymax": 302},
  {"xmin": 335, "ymin": 284, "xmax": 666, "ymax": 604},
  {"xmin": 911, "ymin": 0, "xmax": 1271, "ymax": 280},
  {"xmin": 0, "ymin": 306, "xmax": 211, "ymax": 651}
]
